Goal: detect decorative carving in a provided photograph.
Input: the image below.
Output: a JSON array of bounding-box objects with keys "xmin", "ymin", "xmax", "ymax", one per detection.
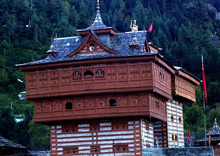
[
  {"xmin": 130, "ymin": 65, "xmax": 140, "ymax": 79},
  {"xmin": 27, "ymin": 73, "xmax": 37, "ymax": 88},
  {"xmin": 106, "ymin": 67, "xmax": 116, "ymax": 81},
  {"xmin": 87, "ymin": 100, "xmax": 95, "ymax": 108},
  {"xmin": 141, "ymin": 96, "xmax": 149, "ymax": 105},
  {"xmin": 118, "ymin": 66, "xmax": 127, "ymax": 81},
  {"xmin": 54, "ymin": 101, "xmax": 63, "ymax": 111},
  {"xmin": 50, "ymin": 71, "xmax": 59, "ymax": 85},
  {"xmin": 35, "ymin": 102, "xmax": 42, "ymax": 112},
  {"xmin": 141, "ymin": 64, "xmax": 151, "ymax": 78},
  {"xmin": 38, "ymin": 72, "xmax": 48, "ymax": 86},
  {"xmin": 75, "ymin": 101, "xmax": 84, "ymax": 109},
  {"xmin": 44, "ymin": 103, "xmax": 52, "ymax": 112},
  {"xmin": 61, "ymin": 70, "xmax": 71, "ymax": 84},
  {"xmin": 130, "ymin": 96, "xmax": 139, "ymax": 106}
]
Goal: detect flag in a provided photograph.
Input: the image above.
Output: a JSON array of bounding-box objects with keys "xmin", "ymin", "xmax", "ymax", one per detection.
[
  {"xmin": 187, "ymin": 128, "xmax": 191, "ymax": 141},
  {"xmin": 148, "ymin": 23, "xmax": 153, "ymax": 33},
  {"xmin": 142, "ymin": 132, "xmax": 145, "ymax": 142},
  {"xmin": 156, "ymin": 131, "xmax": 159, "ymax": 148},
  {"xmin": 202, "ymin": 55, "xmax": 207, "ymax": 102},
  {"xmin": 130, "ymin": 21, "xmax": 133, "ymax": 30},
  {"xmin": 208, "ymin": 129, "xmax": 211, "ymax": 146},
  {"xmin": 156, "ymin": 131, "xmax": 158, "ymax": 140}
]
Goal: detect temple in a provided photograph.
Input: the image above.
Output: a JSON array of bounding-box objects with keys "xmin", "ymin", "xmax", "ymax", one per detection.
[
  {"xmin": 196, "ymin": 119, "xmax": 220, "ymax": 155},
  {"xmin": 16, "ymin": 1, "xmax": 200, "ymax": 155}
]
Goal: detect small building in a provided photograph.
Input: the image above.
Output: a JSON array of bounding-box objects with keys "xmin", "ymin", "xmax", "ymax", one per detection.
[
  {"xmin": 196, "ymin": 119, "xmax": 220, "ymax": 156},
  {"xmin": 0, "ymin": 135, "xmax": 31, "ymax": 156},
  {"xmin": 16, "ymin": 1, "xmax": 200, "ymax": 155}
]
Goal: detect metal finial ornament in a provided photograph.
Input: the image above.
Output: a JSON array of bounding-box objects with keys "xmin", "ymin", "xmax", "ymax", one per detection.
[{"xmin": 97, "ymin": 0, "xmax": 100, "ymax": 13}]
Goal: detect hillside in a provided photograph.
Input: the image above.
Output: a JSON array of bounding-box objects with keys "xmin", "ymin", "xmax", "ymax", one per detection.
[{"xmin": 1, "ymin": 0, "xmax": 220, "ymax": 149}]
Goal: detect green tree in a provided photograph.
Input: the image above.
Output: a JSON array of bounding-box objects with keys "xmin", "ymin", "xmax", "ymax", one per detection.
[{"xmin": 28, "ymin": 121, "xmax": 50, "ymax": 150}]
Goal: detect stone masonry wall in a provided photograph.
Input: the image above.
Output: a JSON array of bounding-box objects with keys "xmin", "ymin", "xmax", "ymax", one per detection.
[{"xmin": 143, "ymin": 147, "xmax": 214, "ymax": 156}]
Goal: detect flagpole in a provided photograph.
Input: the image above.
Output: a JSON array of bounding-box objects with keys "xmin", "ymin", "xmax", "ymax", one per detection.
[
  {"xmin": 203, "ymin": 90, "xmax": 206, "ymax": 147},
  {"xmin": 201, "ymin": 55, "xmax": 207, "ymax": 147}
]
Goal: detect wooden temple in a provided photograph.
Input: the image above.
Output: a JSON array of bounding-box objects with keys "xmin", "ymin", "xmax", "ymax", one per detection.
[{"xmin": 16, "ymin": 1, "xmax": 200, "ymax": 155}]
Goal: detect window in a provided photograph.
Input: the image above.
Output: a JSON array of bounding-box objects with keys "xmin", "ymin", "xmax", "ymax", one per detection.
[
  {"xmin": 113, "ymin": 144, "xmax": 128, "ymax": 152},
  {"xmin": 172, "ymin": 134, "xmax": 178, "ymax": 141},
  {"xmin": 89, "ymin": 44, "xmax": 95, "ymax": 51},
  {"xmin": 66, "ymin": 102, "xmax": 72, "ymax": 110},
  {"xmin": 64, "ymin": 147, "xmax": 78, "ymax": 154},
  {"xmin": 91, "ymin": 146, "xmax": 100, "ymax": 153},
  {"xmin": 171, "ymin": 116, "xmax": 174, "ymax": 122},
  {"xmin": 179, "ymin": 117, "xmax": 181, "ymax": 123},
  {"xmin": 109, "ymin": 99, "xmax": 116, "ymax": 107},
  {"xmin": 73, "ymin": 71, "xmax": 82, "ymax": 78},
  {"xmin": 84, "ymin": 70, "xmax": 93, "ymax": 77},
  {"xmin": 62, "ymin": 124, "xmax": 78, "ymax": 133},
  {"xmin": 90, "ymin": 123, "xmax": 100, "ymax": 132},
  {"xmin": 112, "ymin": 121, "xmax": 128, "ymax": 130},
  {"xmin": 95, "ymin": 69, "xmax": 105, "ymax": 76}
]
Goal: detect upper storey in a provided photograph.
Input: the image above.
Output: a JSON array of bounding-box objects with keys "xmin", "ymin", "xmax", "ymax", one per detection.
[{"xmin": 16, "ymin": 2, "xmax": 199, "ymax": 103}]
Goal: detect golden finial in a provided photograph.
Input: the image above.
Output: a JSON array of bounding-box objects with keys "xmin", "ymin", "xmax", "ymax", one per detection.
[{"xmin": 97, "ymin": 0, "xmax": 100, "ymax": 13}]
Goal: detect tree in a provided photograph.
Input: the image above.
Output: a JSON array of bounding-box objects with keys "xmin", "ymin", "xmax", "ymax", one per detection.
[{"xmin": 28, "ymin": 121, "xmax": 50, "ymax": 150}]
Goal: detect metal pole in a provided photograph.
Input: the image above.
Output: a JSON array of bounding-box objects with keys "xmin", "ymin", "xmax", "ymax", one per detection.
[
  {"xmin": 203, "ymin": 91, "xmax": 206, "ymax": 147},
  {"xmin": 176, "ymin": 103, "xmax": 179, "ymax": 147}
]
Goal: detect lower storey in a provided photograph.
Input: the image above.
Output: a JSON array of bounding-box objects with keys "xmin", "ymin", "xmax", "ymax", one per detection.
[{"xmin": 50, "ymin": 118, "xmax": 154, "ymax": 156}]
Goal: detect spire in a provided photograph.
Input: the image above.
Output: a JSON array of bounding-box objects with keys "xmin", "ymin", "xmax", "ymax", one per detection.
[
  {"xmin": 97, "ymin": 0, "xmax": 100, "ymax": 13},
  {"xmin": 47, "ymin": 36, "xmax": 58, "ymax": 55},
  {"xmin": 77, "ymin": 0, "xmax": 117, "ymax": 35},
  {"xmin": 208, "ymin": 118, "xmax": 220, "ymax": 136},
  {"xmin": 82, "ymin": 0, "xmax": 108, "ymax": 31}
]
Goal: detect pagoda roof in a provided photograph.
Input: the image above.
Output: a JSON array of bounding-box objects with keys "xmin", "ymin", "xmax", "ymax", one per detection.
[
  {"xmin": 209, "ymin": 118, "xmax": 220, "ymax": 136},
  {"xmin": 196, "ymin": 119, "xmax": 220, "ymax": 143},
  {"xmin": 16, "ymin": 30, "xmax": 155, "ymax": 67},
  {"xmin": 78, "ymin": 13, "xmax": 111, "ymax": 32}
]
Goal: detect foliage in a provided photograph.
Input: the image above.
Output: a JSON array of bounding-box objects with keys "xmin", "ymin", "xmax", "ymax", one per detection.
[
  {"xmin": 0, "ymin": 0, "xmax": 220, "ymax": 149},
  {"xmin": 28, "ymin": 121, "xmax": 50, "ymax": 150}
]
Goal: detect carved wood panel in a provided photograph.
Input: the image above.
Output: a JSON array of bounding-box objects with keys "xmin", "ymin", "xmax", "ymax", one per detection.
[
  {"xmin": 27, "ymin": 72, "xmax": 37, "ymax": 88},
  {"xmin": 118, "ymin": 66, "xmax": 128, "ymax": 81},
  {"xmin": 60, "ymin": 69, "xmax": 71, "ymax": 85},
  {"xmin": 35, "ymin": 102, "xmax": 42, "ymax": 113},
  {"xmin": 106, "ymin": 66, "xmax": 116, "ymax": 81},
  {"xmin": 38, "ymin": 71, "xmax": 48, "ymax": 86},
  {"xmin": 54, "ymin": 100, "xmax": 63, "ymax": 111},
  {"xmin": 34, "ymin": 92, "xmax": 167, "ymax": 122},
  {"xmin": 141, "ymin": 64, "xmax": 152, "ymax": 79},
  {"xmin": 49, "ymin": 71, "xmax": 59, "ymax": 86},
  {"xmin": 130, "ymin": 65, "xmax": 140, "ymax": 80}
]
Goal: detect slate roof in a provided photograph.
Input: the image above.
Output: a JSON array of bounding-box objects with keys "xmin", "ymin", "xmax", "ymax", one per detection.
[
  {"xmin": 209, "ymin": 119, "xmax": 220, "ymax": 136},
  {"xmin": 196, "ymin": 119, "xmax": 220, "ymax": 143},
  {"xmin": 16, "ymin": 30, "xmax": 156, "ymax": 67},
  {"xmin": 78, "ymin": 13, "xmax": 110, "ymax": 31},
  {"xmin": 0, "ymin": 135, "xmax": 26, "ymax": 149},
  {"xmin": 16, "ymin": 11, "xmax": 157, "ymax": 67}
]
